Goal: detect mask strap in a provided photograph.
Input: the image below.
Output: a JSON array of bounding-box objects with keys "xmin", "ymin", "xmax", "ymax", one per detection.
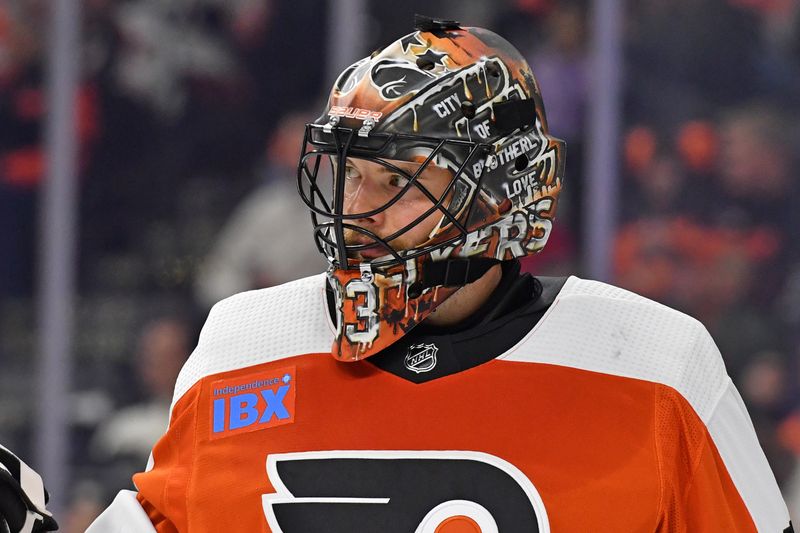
[
  {"xmin": 407, "ymin": 257, "xmax": 500, "ymax": 298},
  {"xmin": 493, "ymin": 98, "xmax": 538, "ymax": 134}
]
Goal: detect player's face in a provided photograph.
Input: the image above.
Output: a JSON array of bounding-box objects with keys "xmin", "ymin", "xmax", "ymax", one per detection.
[{"xmin": 341, "ymin": 157, "xmax": 453, "ymax": 260}]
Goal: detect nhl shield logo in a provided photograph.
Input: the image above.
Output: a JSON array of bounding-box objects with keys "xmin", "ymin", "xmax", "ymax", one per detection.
[{"xmin": 404, "ymin": 343, "xmax": 438, "ymax": 373}]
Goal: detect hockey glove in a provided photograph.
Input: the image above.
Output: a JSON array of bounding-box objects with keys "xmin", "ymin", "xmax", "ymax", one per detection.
[{"xmin": 0, "ymin": 445, "xmax": 58, "ymax": 533}]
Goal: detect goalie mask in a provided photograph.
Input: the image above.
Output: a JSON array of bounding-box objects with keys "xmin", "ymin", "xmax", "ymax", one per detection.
[{"xmin": 298, "ymin": 16, "xmax": 566, "ymax": 362}]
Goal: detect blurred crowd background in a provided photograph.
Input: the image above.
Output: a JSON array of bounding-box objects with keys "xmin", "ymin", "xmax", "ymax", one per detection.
[{"xmin": 0, "ymin": 0, "xmax": 798, "ymax": 529}]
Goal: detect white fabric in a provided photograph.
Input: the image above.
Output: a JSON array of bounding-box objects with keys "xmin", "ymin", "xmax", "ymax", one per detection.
[
  {"xmin": 86, "ymin": 490, "xmax": 156, "ymax": 533},
  {"xmin": 173, "ymin": 273, "xmax": 333, "ymax": 406},
  {"xmin": 707, "ymin": 379, "xmax": 791, "ymax": 531},
  {"xmin": 502, "ymin": 276, "xmax": 789, "ymax": 529},
  {"xmin": 502, "ymin": 276, "xmax": 726, "ymax": 422}
]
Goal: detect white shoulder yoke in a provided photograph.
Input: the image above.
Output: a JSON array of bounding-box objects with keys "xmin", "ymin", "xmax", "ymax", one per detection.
[
  {"xmin": 502, "ymin": 276, "xmax": 728, "ymax": 423},
  {"xmin": 173, "ymin": 274, "xmax": 333, "ymax": 405},
  {"xmin": 509, "ymin": 278, "xmax": 789, "ymax": 531}
]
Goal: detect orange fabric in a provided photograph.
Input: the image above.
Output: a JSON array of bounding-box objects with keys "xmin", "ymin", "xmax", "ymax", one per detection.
[
  {"xmin": 133, "ymin": 386, "xmax": 200, "ymax": 533},
  {"xmin": 654, "ymin": 386, "xmax": 756, "ymax": 532},
  {"xmin": 133, "ymin": 354, "xmax": 755, "ymax": 532},
  {"xmin": 136, "ymin": 495, "xmax": 179, "ymax": 533}
]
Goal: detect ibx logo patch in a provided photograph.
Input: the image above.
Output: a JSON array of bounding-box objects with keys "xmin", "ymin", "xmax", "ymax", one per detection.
[
  {"xmin": 210, "ymin": 366, "xmax": 296, "ymax": 439},
  {"xmin": 404, "ymin": 343, "xmax": 438, "ymax": 374}
]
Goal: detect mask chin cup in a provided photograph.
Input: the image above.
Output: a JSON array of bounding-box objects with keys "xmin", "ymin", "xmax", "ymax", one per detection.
[{"xmin": 327, "ymin": 256, "xmax": 500, "ymax": 361}]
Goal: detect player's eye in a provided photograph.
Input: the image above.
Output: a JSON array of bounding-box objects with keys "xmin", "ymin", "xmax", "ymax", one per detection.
[
  {"xmin": 344, "ymin": 165, "xmax": 360, "ymax": 180},
  {"xmin": 388, "ymin": 173, "xmax": 410, "ymax": 189}
]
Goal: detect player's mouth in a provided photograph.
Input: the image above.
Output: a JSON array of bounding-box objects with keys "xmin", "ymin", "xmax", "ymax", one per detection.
[
  {"xmin": 346, "ymin": 236, "xmax": 393, "ymax": 261},
  {"xmin": 353, "ymin": 244, "xmax": 390, "ymax": 260}
]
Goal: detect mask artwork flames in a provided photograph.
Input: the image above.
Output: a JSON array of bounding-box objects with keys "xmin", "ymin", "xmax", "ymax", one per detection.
[{"xmin": 298, "ymin": 20, "xmax": 566, "ymax": 362}]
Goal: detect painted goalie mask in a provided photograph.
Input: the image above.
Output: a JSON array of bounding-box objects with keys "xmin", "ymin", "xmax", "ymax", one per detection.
[{"xmin": 298, "ymin": 16, "xmax": 566, "ymax": 361}]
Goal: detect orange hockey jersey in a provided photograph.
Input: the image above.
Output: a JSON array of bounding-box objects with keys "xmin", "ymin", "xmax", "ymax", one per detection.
[{"xmin": 88, "ymin": 275, "xmax": 791, "ymax": 532}]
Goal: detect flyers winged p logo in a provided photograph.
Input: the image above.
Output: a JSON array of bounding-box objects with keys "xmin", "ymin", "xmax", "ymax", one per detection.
[
  {"xmin": 370, "ymin": 60, "xmax": 436, "ymax": 100},
  {"xmin": 262, "ymin": 450, "xmax": 550, "ymax": 533}
]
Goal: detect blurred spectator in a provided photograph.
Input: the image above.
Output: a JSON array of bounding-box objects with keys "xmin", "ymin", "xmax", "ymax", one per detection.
[
  {"xmin": 195, "ymin": 112, "xmax": 327, "ymax": 308},
  {"xmin": 91, "ymin": 316, "xmax": 190, "ymax": 465},
  {"xmin": 621, "ymin": 122, "xmax": 718, "ymax": 220},
  {"xmin": 711, "ymin": 103, "xmax": 800, "ymax": 305},
  {"xmin": 739, "ymin": 350, "xmax": 795, "ymax": 487},
  {"xmin": 675, "ymin": 119, "xmax": 720, "ymax": 176},
  {"xmin": 0, "ymin": 1, "xmax": 100, "ymax": 296},
  {"xmin": 715, "ymin": 103, "xmax": 797, "ymax": 218},
  {"xmin": 623, "ymin": 153, "xmax": 691, "ymax": 218}
]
